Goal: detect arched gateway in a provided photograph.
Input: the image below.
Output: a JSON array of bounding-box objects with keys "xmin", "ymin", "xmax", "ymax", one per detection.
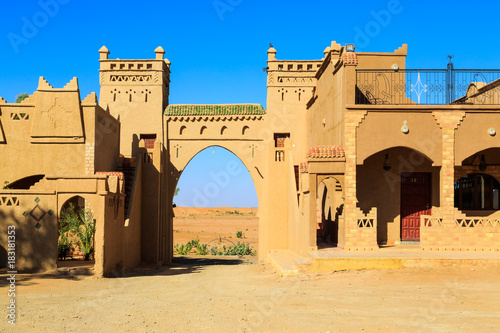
[
  {"xmin": 95, "ymin": 46, "xmax": 310, "ymax": 270},
  {"xmin": 164, "ymin": 104, "xmax": 269, "ymax": 259},
  {"xmin": 87, "ymin": 47, "xmax": 310, "ymax": 272}
]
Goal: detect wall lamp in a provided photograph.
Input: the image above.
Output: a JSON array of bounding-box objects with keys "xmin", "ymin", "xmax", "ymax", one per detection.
[
  {"xmin": 345, "ymin": 44, "xmax": 355, "ymax": 52},
  {"xmin": 383, "ymin": 153, "xmax": 392, "ymax": 171},
  {"xmin": 479, "ymin": 154, "xmax": 487, "ymax": 172}
]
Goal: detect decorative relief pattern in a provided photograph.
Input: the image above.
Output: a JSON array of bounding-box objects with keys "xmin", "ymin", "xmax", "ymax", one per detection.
[
  {"xmin": 10, "ymin": 113, "xmax": 29, "ymax": 120},
  {"xmin": 110, "ymin": 75, "xmax": 152, "ymax": 83},
  {"xmin": 21, "ymin": 197, "xmax": 54, "ymax": 230},
  {"xmin": 421, "ymin": 216, "xmax": 443, "ymax": 227},
  {"xmin": 455, "ymin": 218, "xmax": 500, "ymax": 228},
  {"xmin": 357, "ymin": 218, "xmax": 374, "ymax": 228},
  {"xmin": 0, "ymin": 196, "xmax": 20, "ymax": 206},
  {"xmin": 277, "ymin": 77, "xmax": 314, "ymax": 83}
]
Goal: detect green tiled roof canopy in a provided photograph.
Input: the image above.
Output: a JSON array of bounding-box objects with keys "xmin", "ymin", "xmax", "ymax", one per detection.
[{"xmin": 164, "ymin": 104, "xmax": 266, "ymax": 116}]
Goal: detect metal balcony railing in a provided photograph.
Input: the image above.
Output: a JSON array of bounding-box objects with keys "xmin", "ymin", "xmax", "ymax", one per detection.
[{"xmin": 356, "ymin": 69, "xmax": 500, "ymax": 105}]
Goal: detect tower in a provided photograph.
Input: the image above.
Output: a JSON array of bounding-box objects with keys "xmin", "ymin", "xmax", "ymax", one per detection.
[{"xmin": 98, "ymin": 46, "xmax": 171, "ymax": 157}]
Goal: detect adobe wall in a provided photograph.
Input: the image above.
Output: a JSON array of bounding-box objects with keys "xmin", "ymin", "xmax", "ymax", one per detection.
[
  {"xmin": 355, "ymin": 44, "xmax": 407, "ymax": 70},
  {"xmin": 0, "ymin": 87, "xmax": 86, "ymax": 185},
  {"xmin": 0, "ymin": 191, "xmax": 57, "ymax": 272},
  {"xmin": 81, "ymin": 94, "xmax": 120, "ymax": 174},
  {"xmin": 356, "ymin": 111, "xmax": 442, "ymax": 165},
  {"xmin": 455, "ymin": 112, "xmax": 500, "ymax": 164},
  {"xmin": 307, "ymin": 43, "xmax": 346, "ymax": 148},
  {"xmin": 0, "ymin": 79, "xmax": 121, "ymax": 186}
]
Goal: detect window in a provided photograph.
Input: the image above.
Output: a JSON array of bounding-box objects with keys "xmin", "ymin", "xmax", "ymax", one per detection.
[
  {"xmin": 455, "ymin": 174, "xmax": 500, "ymax": 210},
  {"xmin": 274, "ymin": 133, "xmax": 290, "ymax": 148},
  {"xmin": 140, "ymin": 134, "xmax": 156, "ymax": 149}
]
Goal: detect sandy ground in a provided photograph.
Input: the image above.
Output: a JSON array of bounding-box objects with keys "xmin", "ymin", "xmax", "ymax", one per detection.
[
  {"xmin": 1, "ymin": 208, "xmax": 499, "ymax": 332},
  {"xmin": 1, "ymin": 259, "xmax": 500, "ymax": 332},
  {"xmin": 173, "ymin": 207, "xmax": 259, "ymax": 253}
]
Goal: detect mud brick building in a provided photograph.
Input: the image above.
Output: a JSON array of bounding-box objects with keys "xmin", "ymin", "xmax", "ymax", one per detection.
[{"xmin": 1, "ymin": 43, "xmax": 499, "ymax": 275}]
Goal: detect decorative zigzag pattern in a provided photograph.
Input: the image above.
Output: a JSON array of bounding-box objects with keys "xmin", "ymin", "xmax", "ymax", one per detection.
[{"xmin": 0, "ymin": 196, "xmax": 19, "ymax": 206}]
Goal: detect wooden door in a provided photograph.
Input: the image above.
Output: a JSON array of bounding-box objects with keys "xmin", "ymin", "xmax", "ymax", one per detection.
[{"xmin": 401, "ymin": 172, "xmax": 431, "ymax": 242}]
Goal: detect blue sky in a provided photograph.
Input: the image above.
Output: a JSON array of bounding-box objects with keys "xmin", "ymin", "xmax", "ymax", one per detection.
[{"xmin": 1, "ymin": 0, "xmax": 499, "ymax": 207}]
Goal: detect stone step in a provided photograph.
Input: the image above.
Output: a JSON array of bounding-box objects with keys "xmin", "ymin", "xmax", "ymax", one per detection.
[
  {"xmin": 269, "ymin": 248, "xmax": 500, "ymax": 276},
  {"xmin": 268, "ymin": 251, "xmax": 303, "ymax": 276}
]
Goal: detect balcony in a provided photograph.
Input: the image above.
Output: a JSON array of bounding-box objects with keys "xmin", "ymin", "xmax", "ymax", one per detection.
[{"xmin": 356, "ymin": 69, "xmax": 500, "ymax": 105}]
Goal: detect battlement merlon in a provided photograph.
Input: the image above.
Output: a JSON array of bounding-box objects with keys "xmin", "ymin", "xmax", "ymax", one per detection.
[
  {"xmin": 98, "ymin": 45, "xmax": 171, "ymax": 79},
  {"xmin": 266, "ymin": 44, "xmax": 323, "ymax": 89}
]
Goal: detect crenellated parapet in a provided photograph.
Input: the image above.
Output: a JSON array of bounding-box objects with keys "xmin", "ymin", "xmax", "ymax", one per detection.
[{"xmin": 99, "ymin": 46, "xmax": 171, "ymax": 157}]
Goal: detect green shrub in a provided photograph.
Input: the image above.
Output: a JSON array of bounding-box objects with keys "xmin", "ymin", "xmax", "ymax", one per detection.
[
  {"xmin": 195, "ymin": 243, "xmax": 209, "ymax": 255},
  {"xmin": 187, "ymin": 238, "xmax": 200, "ymax": 248},
  {"xmin": 174, "ymin": 243, "xmax": 193, "ymax": 255},
  {"xmin": 236, "ymin": 231, "xmax": 243, "ymax": 239},
  {"xmin": 175, "ymin": 238, "xmax": 257, "ymax": 257},
  {"xmin": 59, "ymin": 203, "xmax": 95, "ymax": 261}
]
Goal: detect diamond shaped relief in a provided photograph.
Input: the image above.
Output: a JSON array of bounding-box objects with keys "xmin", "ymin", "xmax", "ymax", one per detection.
[{"xmin": 30, "ymin": 205, "xmax": 46, "ymax": 222}]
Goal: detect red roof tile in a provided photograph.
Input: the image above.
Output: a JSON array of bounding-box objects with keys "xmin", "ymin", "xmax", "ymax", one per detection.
[{"xmin": 306, "ymin": 145, "xmax": 345, "ymax": 159}]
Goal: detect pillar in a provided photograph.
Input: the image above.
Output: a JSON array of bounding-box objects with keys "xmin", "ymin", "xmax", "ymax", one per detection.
[
  {"xmin": 432, "ymin": 111, "xmax": 465, "ymax": 225},
  {"xmin": 343, "ymin": 111, "xmax": 367, "ymax": 248}
]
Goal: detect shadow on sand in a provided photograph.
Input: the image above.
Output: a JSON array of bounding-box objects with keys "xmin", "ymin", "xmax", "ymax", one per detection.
[{"xmin": 0, "ymin": 255, "xmax": 256, "ymax": 288}]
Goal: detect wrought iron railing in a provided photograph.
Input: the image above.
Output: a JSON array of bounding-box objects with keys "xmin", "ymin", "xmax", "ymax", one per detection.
[{"xmin": 356, "ymin": 69, "xmax": 500, "ymax": 105}]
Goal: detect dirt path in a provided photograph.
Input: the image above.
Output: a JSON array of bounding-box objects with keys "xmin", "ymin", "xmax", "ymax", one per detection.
[{"xmin": 1, "ymin": 258, "xmax": 500, "ymax": 332}]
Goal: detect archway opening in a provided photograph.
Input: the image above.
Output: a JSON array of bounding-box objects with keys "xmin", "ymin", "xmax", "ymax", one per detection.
[
  {"xmin": 57, "ymin": 196, "xmax": 96, "ymax": 270},
  {"xmin": 455, "ymin": 174, "xmax": 500, "ymax": 211},
  {"xmin": 316, "ymin": 177, "xmax": 343, "ymax": 250},
  {"xmin": 173, "ymin": 146, "xmax": 259, "ymax": 258},
  {"xmin": 457, "ymin": 148, "xmax": 500, "ymax": 216},
  {"xmin": 358, "ymin": 147, "xmax": 439, "ymax": 245}
]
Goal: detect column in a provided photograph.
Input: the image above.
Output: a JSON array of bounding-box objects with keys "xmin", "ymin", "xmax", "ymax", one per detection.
[
  {"xmin": 433, "ymin": 111, "xmax": 465, "ymax": 225},
  {"xmin": 343, "ymin": 111, "xmax": 367, "ymax": 248}
]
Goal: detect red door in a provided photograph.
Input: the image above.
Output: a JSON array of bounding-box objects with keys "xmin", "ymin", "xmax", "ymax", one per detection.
[{"xmin": 401, "ymin": 172, "xmax": 432, "ymax": 242}]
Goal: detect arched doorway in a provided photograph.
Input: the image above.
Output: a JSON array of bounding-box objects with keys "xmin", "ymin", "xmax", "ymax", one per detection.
[
  {"xmin": 57, "ymin": 196, "xmax": 96, "ymax": 269},
  {"xmin": 171, "ymin": 146, "xmax": 259, "ymax": 257},
  {"xmin": 357, "ymin": 147, "xmax": 439, "ymax": 245},
  {"xmin": 317, "ymin": 177, "xmax": 343, "ymax": 249}
]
